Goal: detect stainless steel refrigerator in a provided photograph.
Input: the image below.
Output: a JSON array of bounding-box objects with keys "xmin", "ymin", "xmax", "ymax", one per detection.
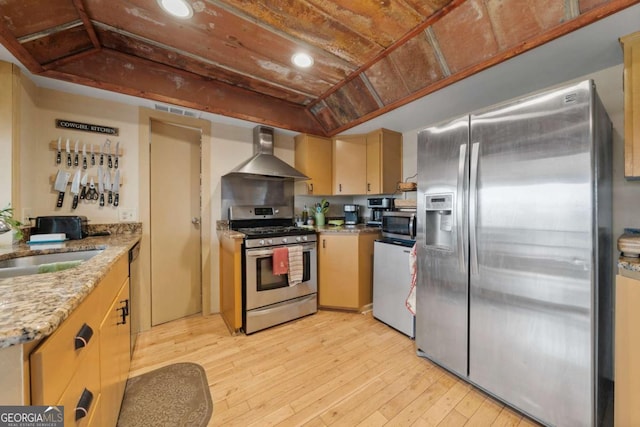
[{"xmin": 416, "ymin": 80, "xmax": 612, "ymax": 427}]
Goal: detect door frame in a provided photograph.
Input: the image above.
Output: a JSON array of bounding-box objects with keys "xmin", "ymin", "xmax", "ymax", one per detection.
[{"xmin": 138, "ymin": 107, "xmax": 212, "ymax": 332}]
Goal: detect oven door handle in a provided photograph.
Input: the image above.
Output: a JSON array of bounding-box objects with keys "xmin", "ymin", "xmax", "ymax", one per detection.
[
  {"xmin": 251, "ymin": 294, "xmax": 316, "ymax": 315},
  {"xmin": 246, "ymin": 244, "xmax": 316, "ymax": 257}
]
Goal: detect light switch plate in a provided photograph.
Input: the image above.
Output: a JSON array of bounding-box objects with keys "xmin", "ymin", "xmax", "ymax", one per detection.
[
  {"xmin": 22, "ymin": 208, "xmax": 33, "ymax": 224},
  {"xmin": 118, "ymin": 208, "xmax": 136, "ymax": 222}
]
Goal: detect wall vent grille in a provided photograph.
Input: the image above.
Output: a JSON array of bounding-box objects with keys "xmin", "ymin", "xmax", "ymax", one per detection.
[{"xmin": 154, "ymin": 104, "xmax": 200, "ymax": 118}]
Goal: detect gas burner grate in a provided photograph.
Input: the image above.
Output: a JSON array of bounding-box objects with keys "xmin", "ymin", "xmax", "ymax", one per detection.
[{"xmin": 236, "ymin": 225, "xmax": 313, "ymax": 239}]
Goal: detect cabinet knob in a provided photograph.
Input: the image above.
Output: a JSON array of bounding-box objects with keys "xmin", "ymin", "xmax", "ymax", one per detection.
[
  {"xmin": 339, "ymin": 184, "xmax": 342, "ymax": 192},
  {"xmin": 309, "ymin": 183, "xmax": 313, "ymax": 193},
  {"xmin": 74, "ymin": 323, "xmax": 94, "ymax": 350},
  {"xmin": 75, "ymin": 388, "xmax": 94, "ymax": 421},
  {"xmin": 367, "ymin": 183, "xmax": 371, "ymax": 192}
]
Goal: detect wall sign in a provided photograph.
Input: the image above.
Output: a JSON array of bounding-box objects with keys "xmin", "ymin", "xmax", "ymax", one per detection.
[{"xmin": 56, "ymin": 119, "xmax": 119, "ymax": 136}]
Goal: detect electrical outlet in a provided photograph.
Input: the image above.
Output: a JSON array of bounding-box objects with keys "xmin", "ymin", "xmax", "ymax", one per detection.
[
  {"xmin": 118, "ymin": 208, "xmax": 136, "ymax": 222},
  {"xmin": 22, "ymin": 208, "xmax": 33, "ymax": 224}
]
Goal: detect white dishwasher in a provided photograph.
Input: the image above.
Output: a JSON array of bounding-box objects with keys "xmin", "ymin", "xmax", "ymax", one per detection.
[{"xmin": 373, "ymin": 239, "xmax": 415, "ymax": 338}]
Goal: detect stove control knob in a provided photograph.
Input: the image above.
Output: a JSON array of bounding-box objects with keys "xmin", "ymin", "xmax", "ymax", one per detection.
[
  {"xmin": 282, "ymin": 238, "xmax": 288, "ymax": 244},
  {"xmin": 302, "ymin": 236, "xmax": 308, "ymax": 241},
  {"xmin": 259, "ymin": 239, "xmax": 265, "ymax": 246},
  {"xmin": 295, "ymin": 236, "xmax": 302, "ymax": 242},
  {"xmin": 267, "ymin": 239, "xmax": 273, "ymax": 245}
]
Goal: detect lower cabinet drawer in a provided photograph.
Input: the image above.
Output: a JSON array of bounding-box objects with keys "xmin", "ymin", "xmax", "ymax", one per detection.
[
  {"xmin": 57, "ymin": 342, "xmax": 101, "ymax": 427},
  {"xmin": 31, "ymin": 286, "xmax": 102, "ymax": 405}
]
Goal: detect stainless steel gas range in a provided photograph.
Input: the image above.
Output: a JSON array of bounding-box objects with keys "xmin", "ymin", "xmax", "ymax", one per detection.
[{"xmin": 229, "ymin": 205, "xmax": 317, "ymax": 334}]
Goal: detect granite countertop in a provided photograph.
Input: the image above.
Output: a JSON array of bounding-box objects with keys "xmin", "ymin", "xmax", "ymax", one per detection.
[
  {"xmin": 619, "ymin": 256, "xmax": 640, "ymax": 273},
  {"xmin": 216, "ymin": 220, "xmax": 381, "ymax": 237},
  {"xmin": 0, "ymin": 230, "xmax": 141, "ymax": 349},
  {"xmin": 217, "ymin": 229, "xmax": 245, "ymax": 240},
  {"xmin": 618, "ymin": 233, "xmax": 640, "ymax": 276},
  {"xmin": 315, "ymin": 224, "xmax": 381, "ymax": 234}
]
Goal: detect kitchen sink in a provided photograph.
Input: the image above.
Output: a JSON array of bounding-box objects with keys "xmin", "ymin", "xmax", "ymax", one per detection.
[{"xmin": 0, "ymin": 249, "xmax": 103, "ymax": 279}]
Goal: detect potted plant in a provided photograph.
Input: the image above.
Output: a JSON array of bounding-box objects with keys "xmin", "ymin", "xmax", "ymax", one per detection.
[{"xmin": 0, "ymin": 205, "xmax": 23, "ymax": 240}]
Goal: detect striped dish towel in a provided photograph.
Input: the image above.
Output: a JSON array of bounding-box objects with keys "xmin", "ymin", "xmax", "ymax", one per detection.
[{"xmin": 288, "ymin": 245, "xmax": 304, "ymax": 286}]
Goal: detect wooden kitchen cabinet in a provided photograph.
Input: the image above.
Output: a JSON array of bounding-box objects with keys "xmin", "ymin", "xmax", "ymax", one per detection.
[
  {"xmin": 220, "ymin": 233, "xmax": 243, "ymax": 333},
  {"xmin": 318, "ymin": 232, "xmax": 379, "ymax": 311},
  {"xmin": 294, "ymin": 133, "xmax": 332, "ymax": 195},
  {"xmin": 332, "ymin": 129, "xmax": 402, "ymax": 195},
  {"xmin": 30, "ymin": 255, "xmax": 130, "ymax": 427},
  {"xmin": 621, "ymin": 31, "xmax": 640, "ymax": 179},
  {"xmin": 366, "ymin": 129, "xmax": 403, "ymax": 194},
  {"xmin": 100, "ymin": 278, "xmax": 131, "ymax": 427},
  {"xmin": 615, "ymin": 273, "xmax": 640, "ymax": 426},
  {"xmin": 332, "ymin": 134, "xmax": 367, "ymax": 195},
  {"xmin": 30, "ymin": 279, "xmax": 103, "ymax": 406}
]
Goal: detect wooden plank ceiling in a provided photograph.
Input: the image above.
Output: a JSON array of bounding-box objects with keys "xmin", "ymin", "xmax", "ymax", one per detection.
[{"xmin": 0, "ymin": 0, "xmax": 637, "ymax": 136}]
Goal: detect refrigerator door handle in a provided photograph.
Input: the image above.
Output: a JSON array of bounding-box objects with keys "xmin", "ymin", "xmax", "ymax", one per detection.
[
  {"xmin": 456, "ymin": 143, "xmax": 467, "ymax": 272},
  {"xmin": 469, "ymin": 142, "xmax": 480, "ymax": 276}
]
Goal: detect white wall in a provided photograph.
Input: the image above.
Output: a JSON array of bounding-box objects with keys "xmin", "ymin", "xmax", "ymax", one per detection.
[{"xmin": 21, "ymin": 89, "xmax": 139, "ymax": 224}]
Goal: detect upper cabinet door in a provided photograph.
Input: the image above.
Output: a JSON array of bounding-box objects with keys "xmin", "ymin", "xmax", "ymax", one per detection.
[
  {"xmin": 621, "ymin": 31, "xmax": 640, "ymax": 179},
  {"xmin": 366, "ymin": 129, "xmax": 403, "ymax": 195},
  {"xmin": 333, "ymin": 134, "xmax": 367, "ymax": 195},
  {"xmin": 294, "ymin": 134, "xmax": 333, "ymax": 195},
  {"xmin": 294, "ymin": 128, "xmax": 402, "ymax": 196}
]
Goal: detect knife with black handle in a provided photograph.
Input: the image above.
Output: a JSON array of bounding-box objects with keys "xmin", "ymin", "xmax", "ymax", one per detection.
[
  {"xmin": 56, "ymin": 137, "xmax": 62, "ymax": 164},
  {"xmin": 107, "ymin": 141, "xmax": 113, "ymax": 169},
  {"xmin": 54, "ymin": 169, "xmax": 70, "ymax": 208},
  {"xmin": 66, "ymin": 139, "xmax": 72, "ymax": 167},
  {"xmin": 71, "ymin": 170, "xmax": 81, "ymax": 210},
  {"xmin": 113, "ymin": 169, "xmax": 120, "ymax": 207},
  {"xmin": 73, "ymin": 140, "xmax": 79, "ymax": 167},
  {"xmin": 98, "ymin": 167, "xmax": 105, "ymax": 207},
  {"xmin": 79, "ymin": 173, "xmax": 88, "ymax": 201}
]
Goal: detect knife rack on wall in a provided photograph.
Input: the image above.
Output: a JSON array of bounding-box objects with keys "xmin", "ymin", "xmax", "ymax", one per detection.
[
  {"xmin": 48, "ymin": 138, "xmax": 125, "ymax": 209},
  {"xmin": 48, "ymin": 140, "xmax": 124, "ymax": 156},
  {"xmin": 47, "ymin": 175, "xmax": 125, "ymax": 186}
]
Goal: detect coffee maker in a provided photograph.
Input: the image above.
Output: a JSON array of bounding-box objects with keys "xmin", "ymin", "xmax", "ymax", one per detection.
[
  {"xmin": 343, "ymin": 204, "xmax": 360, "ymax": 225},
  {"xmin": 367, "ymin": 197, "xmax": 394, "ymax": 226}
]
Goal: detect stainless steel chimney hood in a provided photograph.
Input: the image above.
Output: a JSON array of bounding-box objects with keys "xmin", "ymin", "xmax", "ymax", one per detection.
[{"xmin": 224, "ymin": 126, "xmax": 309, "ymax": 180}]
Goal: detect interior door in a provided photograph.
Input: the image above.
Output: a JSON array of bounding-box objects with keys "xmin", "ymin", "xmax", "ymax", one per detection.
[{"xmin": 150, "ymin": 119, "xmax": 202, "ymax": 325}]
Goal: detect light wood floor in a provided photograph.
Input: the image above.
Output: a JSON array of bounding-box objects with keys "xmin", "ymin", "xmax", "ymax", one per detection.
[{"xmin": 129, "ymin": 310, "xmax": 541, "ymax": 426}]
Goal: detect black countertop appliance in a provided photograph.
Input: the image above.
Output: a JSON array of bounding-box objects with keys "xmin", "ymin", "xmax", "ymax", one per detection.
[{"xmin": 33, "ymin": 215, "xmax": 88, "ymax": 240}]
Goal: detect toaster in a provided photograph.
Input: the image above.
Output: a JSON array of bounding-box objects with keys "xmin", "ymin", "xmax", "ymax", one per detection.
[{"xmin": 33, "ymin": 216, "xmax": 88, "ymax": 240}]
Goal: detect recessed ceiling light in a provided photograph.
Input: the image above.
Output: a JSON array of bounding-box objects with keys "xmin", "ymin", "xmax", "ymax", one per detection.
[
  {"xmin": 291, "ymin": 52, "xmax": 314, "ymax": 68},
  {"xmin": 157, "ymin": 0, "xmax": 193, "ymax": 19}
]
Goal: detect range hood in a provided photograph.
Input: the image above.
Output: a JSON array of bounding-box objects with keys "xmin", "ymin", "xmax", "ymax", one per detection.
[{"xmin": 224, "ymin": 126, "xmax": 309, "ymax": 180}]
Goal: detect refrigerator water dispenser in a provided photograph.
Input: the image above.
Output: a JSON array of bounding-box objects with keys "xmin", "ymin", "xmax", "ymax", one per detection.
[{"xmin": 424, "ymin": 193, "xmax": 454, "ymax": 251}]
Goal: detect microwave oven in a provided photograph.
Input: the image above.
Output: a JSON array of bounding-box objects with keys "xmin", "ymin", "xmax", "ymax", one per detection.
[{"xmin": 381, "ymin": 210, "xmax": 416, "ymax": 241}]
